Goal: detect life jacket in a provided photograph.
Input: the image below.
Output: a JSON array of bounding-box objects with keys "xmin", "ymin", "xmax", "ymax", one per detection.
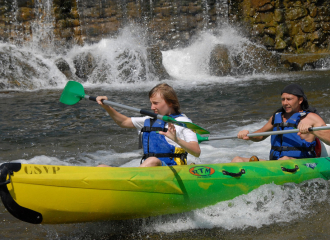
[
  {"xmin": 140, "ymin": 114, "xmax": 188, "ymax": 166},
  {"xmin": 270, "ymin": 111, "xmax": 316, "ymax": 160}
]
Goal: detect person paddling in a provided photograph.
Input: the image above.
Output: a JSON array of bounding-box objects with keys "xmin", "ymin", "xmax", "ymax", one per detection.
[
  {"xmin": 232, "ymin": 83, "xmax": 330, "ymax": 162},
  {"xmin": 96, "ymin": 83, "xmax": 201, "ymax": 167}
]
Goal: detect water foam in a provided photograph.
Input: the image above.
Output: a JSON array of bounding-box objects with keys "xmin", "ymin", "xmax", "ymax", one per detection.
[
  {"xmin": 0, "ymin": 25, "xmax": 295, "ymax": 91},
  {"xmin": 162, "ymin": 27, "xmax": 290, "ymax": 84},
  {"xmin": 0, "ymin": 43, "xmax": 67, "ymax": 90},
  {"xmin": 142, "ymin": 178, "xmax": 329, "ymax": 232}
]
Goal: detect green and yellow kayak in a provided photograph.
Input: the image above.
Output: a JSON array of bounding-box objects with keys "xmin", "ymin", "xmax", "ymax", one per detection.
[{"xmin": 1, "ymin": 157, "xmax": 330, "ymax": 224}]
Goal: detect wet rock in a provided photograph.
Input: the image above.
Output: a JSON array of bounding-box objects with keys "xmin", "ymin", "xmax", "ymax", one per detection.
[
  {"xmin": 254, "ymin": 12, "xmax": 274, "ymax": 24},
  {"xmin": 259, "ymin": 3, "xmax": 274, "ymax": 12},
  {"xmin": 293, "ymin": 35, "xmax": 307, "ymax": 48},
  {"xmin": 16, "ymin": 0, "xmax": 32, "ymax": 8},
  {"xmin": 287, "ymin": 22, "xmax": 302, "ymax": 37},
  {"xmin": 209, "ymin": 44, "xmax": 232, "ymax": 76},
  {"xmin": 286, "ymin": 7, "xmax": 308, "ymax": 21},
  {"xmin": 252, "ymin": 24, "xmax": 265, "ymax": 36},
  {"xmin": 309, "ymin": 30, "xmax": 324, "ymax": 44},
  {"xmin": 275, "ymin": 37, "xmax": 287, "ymax": 50},
  {"xmin": 321, "ymin": 22, "xmax": 330, "ymax": 31},
  {"xmin": 73, "ymin": 52, "xmax": 97, "ymax": 79},
  {"xmin": 301, "ymin": 16, "xmax": 316, "ymax": 33},
  {"xmin": 265, "ymin": 27, "xmax": 276, "ymax": 36},
  {"xmin": 55, "ymin": 58, "xmax": 78, "ymax": 81},
  {"xmin": 114, "ymin": 49, "xmax": 148, "ymax": 82},
  {"xmin": 17, "ymin": 7, "xmax": 34, "ymax": 21},
  {"xmin": 318, "ymin": 6, "xmax": 330, "ymax": 17},
  {"xmin": 147, "ymin": 46, "xmax": 171, "ymax": 80},
  {"xmin": 276, "ymin": 24, "xmax": 288, "ymax": 38},
  {"xmin": 309, "ymin": 5, "xmax": 318, "ymax": 18},
  {"xmin": 274, "ymin": 9, "xmax": 285, "ymax": 23},
  {"xmin": 230, "ymin": 43, "xmax": 283, "ymax": 75},
  {"xmin": 262, "ymin": 35, "xmax": 275, "ymax": 47},
  {"xmin": 250, "ymin": 0, "xmax": 271, "ymax": 9}
]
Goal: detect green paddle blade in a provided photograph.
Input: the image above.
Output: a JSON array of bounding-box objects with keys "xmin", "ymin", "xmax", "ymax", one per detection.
[
  {"xmin": 162, "ymin": 116, "xmax": 210, "ymax": 135},
  {"xmin": 196, "ymin": 133, "xmax": 209, "ymax": 143},
  {"xmin": 60, "ymin": 81, "xmax": 85, "ymax": 105}
]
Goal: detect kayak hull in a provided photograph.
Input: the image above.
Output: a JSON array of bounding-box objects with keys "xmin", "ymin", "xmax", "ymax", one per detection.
[{"xmin": 1, "ymin": 158, "xmax": 330, "ymax": 224}]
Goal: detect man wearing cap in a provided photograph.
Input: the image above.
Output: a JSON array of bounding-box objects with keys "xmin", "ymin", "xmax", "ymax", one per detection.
[{"xmin": 232, "ymin": 83, "xmax": 330, "ymax": 162}]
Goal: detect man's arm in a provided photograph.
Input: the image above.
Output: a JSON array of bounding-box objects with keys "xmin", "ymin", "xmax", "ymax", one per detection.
[{"xmin": 298, "ymin": 113, "xmax": 330, "ymax": 145}]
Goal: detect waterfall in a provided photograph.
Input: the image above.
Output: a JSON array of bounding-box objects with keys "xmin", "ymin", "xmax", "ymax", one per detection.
[
  {"xmin": 30, "ymin": 0, "xmax": 55, "ymax": 54},
  {"xmin": 10, "ymin": 0, "xmax": 22, "ymax": 46},
  {"xmin": 202, "ymin": 0, "xmax": 211, "ymax": 31},
  {"xmin": 216, "ymin": 0, "xmax": 229, "ymax": 28},
  {"xmin": 1, "ymin": 0, "xmax": 329, "ymax": 91}
]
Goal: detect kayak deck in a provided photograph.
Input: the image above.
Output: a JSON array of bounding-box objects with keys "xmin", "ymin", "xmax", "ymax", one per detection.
[{"xmin": 1, "ymin": 157, "xmax": 330, "ymax": 224}]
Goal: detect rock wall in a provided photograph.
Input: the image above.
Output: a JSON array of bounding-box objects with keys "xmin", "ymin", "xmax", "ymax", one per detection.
[
  {"xmin": 0, "ymin": 0, "xmax": 229, "ymax": 50},
  {"xmin": 236, "ymin": 0, "xmax": 330, "ymax": 54},
  {"xmin": 2, "ymin": 0, "xmax": 330, "ymax": 54},
  {"xmin": 0, "ymin": 0, "xmax": 81, "ymax": 49},
  {"xmin": 1, "ymin": 0, "xmax": 330, "ymax": 81}
]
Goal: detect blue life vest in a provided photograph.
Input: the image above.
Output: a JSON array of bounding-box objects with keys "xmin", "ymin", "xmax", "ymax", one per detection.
[
  {"xmin": 270, "ymin": 111, "xmax": 316, "ymax": 160},
  {"xmin": 140, "ymin": 114, "xmax": 187, "ymax": 166}
]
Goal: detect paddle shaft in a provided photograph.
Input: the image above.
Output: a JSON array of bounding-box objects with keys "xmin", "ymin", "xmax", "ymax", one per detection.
[
  {"xmin": 60, "ymin": 81, "xmax": 209, "ymax": 134},
  {"xmin": 86, "ymin": 95, "xmax": 164, "ymax": 120},
  {"xmin": 201, "ymin": 126, "xmax": 330, "ymax": 142}
]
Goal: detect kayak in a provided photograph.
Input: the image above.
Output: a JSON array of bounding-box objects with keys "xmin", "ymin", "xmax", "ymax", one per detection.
[{"xmin": 1, "ymin": 154, "xmax": 330, "ymax": 224}]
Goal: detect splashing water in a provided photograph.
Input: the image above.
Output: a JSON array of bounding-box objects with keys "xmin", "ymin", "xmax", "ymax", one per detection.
[
  {"xmin": 142, "ymin": 179, "xmax": 329, "ymax": 233},
  {"xmin": 162, "ymin": 27, "xmax": 284, "ymax": 82},
  {"xmin": 0, "ymin": 43, "xmax": 67, "ymax": 90},
  {"xmin": 1, "ymin": 23, "xmax": 330, "ymax": 91},
  {"xmin": 66, "ymin": 26, "xmax": 157, "ymax": 85}
]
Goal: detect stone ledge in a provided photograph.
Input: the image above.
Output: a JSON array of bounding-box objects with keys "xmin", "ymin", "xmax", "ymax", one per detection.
[{"xmin": 280, "ymin": 53, "xmax": 330, "ymax": 70}]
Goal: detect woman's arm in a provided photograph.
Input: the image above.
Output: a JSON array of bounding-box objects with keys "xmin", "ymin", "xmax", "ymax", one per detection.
[
  {"xmin": 96, "ymin": 96, "xmax": 135, "ymax": 128},
  {"xmin": 159, "ymin": 123, "xmax": 201, "ymax": 157},
  {"xmin": 176, "ymin": 139, "xmax": 201, "ymax": 157}
]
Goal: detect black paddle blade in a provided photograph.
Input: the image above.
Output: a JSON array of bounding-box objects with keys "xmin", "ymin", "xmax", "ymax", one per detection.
[{"xmin": 60, "ymin": 81, "xmax": 85, "ymax": 105}]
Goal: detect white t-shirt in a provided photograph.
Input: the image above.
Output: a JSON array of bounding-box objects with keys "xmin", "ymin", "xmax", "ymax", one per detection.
[{"xmin": 131, "ymin": 115, "xmax": 198, "ymax": 148}]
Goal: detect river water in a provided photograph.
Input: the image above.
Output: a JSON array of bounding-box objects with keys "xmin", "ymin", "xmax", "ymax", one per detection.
[{"xmin": 1, "ymin": 26, "xmax": 330, "ymax": 239}]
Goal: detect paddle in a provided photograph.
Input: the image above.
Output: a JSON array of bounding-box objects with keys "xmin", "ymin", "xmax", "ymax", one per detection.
[
  {"xmin": 60, "ymin": 81, "xmax": 210, "ymax": 134},
  {"xmin": 197, "ymin": 125, "xmax": 330, "ymax": 143}
]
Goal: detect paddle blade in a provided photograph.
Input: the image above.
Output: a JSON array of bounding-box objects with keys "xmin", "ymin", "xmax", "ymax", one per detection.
[
  {"xmin": 60, "ymin": 81, "xmax": 85, "ymax": 105},
  {"xmin": 196, "ymin": 133, "xmax": 209, "ymax": 143},
  {"xmin": 162, "ymin": 116, "xmax": 210, "ymax": 135}
]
